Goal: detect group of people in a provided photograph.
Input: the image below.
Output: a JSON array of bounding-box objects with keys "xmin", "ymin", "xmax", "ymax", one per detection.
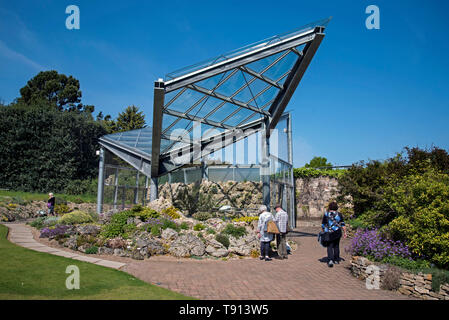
[
  {"xmin": 256, "ymin": 203, "xmax": 289, "ymax": 261},
  {"xmin": 256, "ymin": 200, "xmax": 347, "ymax": 267}
]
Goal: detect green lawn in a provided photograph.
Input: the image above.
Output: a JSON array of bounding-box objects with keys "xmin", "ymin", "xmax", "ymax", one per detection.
[
  {"xmin": 0, "ymin": 224, "xmax": 193, "ymax": 300},
  {"xmin": 0, "ymin": 190, "xmax": 96, "ymax": 204}
]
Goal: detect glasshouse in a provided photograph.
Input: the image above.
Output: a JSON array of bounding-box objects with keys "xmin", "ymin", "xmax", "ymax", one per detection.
[{"xmin": 96, "ymin": 18, "xmax": 330, "ymax": 228}]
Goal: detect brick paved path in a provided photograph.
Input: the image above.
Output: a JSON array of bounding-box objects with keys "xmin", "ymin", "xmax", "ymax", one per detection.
[
  {"xmin": 4, "ymin": 223, "xmax": 414, "ymax": 300},
  {"xmin": 124, "ymin": 227, "xmax": 413, "ymax": 300}
]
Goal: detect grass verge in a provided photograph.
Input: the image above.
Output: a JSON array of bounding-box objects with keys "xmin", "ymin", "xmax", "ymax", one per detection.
[
  {"xmin": 0, "ymin": 190, "xmax": 96, "ymax": 204},
  {"xmin": 0, "ymin": 224, "xmax": 193, "ymax": 300}
]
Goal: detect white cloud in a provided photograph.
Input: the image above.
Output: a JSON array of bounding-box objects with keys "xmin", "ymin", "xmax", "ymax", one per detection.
[{"xmin": 0, "ymin": 40, "xmax": 44, "ymax": 71}]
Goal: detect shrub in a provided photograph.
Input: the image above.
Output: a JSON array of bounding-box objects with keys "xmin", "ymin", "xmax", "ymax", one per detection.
[
  {"xmin": 30, "ymin": 217, "xmax": 46, "ymax": 229},
  {"xmin": 426, "ymin": 269, "xmax": 449, "ymax": 292},
  {"xmin": 58, "ymin": 210, "xmax": 94, "ymax": 225},
  {"xmin": 138, "ymin": 208, "xmax": 160, "ymax": 221},
  {"xmin": 345, "ymin": 229, "xmax": 411, "ymax": 261},
  {"xmin": 140, "ymin": 218, "xmax": 163, "ymax": 232},
  {"xmin": 193, "ymin": 223, "xmax": 206, "ymax": 231},
  {"xmin": 42, "ymin": 216, "xmax": 60, "ymax": 227},
  {"xmin": 76, "ymin": 234, "xmax": 97, "ymax": 247},
  {"xmin": 151, "ymin": 225, "xmax": 161, "ymax": 237},
  {"xmin": 250, "ymin": 249, "xmax": 260, "ymax": 258},
  {"xmin": 179, "ymin": 222, "xmax": 189, "ymax": 230},
  {"xmin": 85, "ymin": 246, "xmax": 98, "ymax": 254},
  {"xmin": 232, "ymin": 216, "xmax": 259, "ymax": 223},
  {"xmin": 193, "ymin": 211, "xmax": 212, "ymax": 221},
  {"xmin": 222, "ymin": 224, "xmax": 247, "ymax": 239},
  {"xmin": 123, "ymin": 223, "xmax": 137, "ymax": 238},
  {"xmin": 161, "ymin": 218, "xmax": 180, "ymax": 232},
  {"xmin": 215, "ymin": 233, "xmax": 230, "ymax": 248},
  {"xmin": 347, "ymin": 217, "xmax": 371, "ymax": 230},
  {"xmin": 161, "ymin": 206, "xmax": 181, "ymax": 220},
  {"xmin": 381, "ymin": 266, "xmax": 401, "ymax": 291},
  {"xmin": 173, "ymin": 181, "xmax": 216, "ymax": 216},
  {"xmin": 384, "ymin": 167, "xmax": 449, "ymax": 268},
  {"xmin": 381, "ymin": 256, "xmax": 430, "ymax": 271},
  {"xmin": 206, "ymin": 228, "xmax": 216, "ymax": 235},
  {"xmin": 54, "ymin": 204, "xmax": 71, "ymax": 215},
  {"xmin": 100, "ymin": 210, "xmax": 134, "ymax": 238},
  {"xmin": 131, "ymin": 204, "xmax": 144, "ymax": 213},
  {"xmin": 12, "ymin": 196, "xmax": 28, "ymax": 206}
]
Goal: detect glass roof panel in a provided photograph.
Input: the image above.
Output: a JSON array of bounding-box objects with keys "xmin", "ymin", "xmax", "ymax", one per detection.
[
  {"xmin": 165, "ymin": 17, "xmax": 330, "ymax": 81},
  {"xmin": 165, "ymin": 88, "xmax": 205, "ymax": 113},
  {"xmin": 188, "ymin": 96, "xmax": 224, "ymax": 119},
  {"xmin": 223, "ymin": 108, "xmax": 261, "ymax": 127},
  {"xmin": 263, "ymin": 51, "xmax": 298, "ymax": 82},
  {"xmin": 101, "ymin": 127, "xmax": 175, "ymax": 159},
  {"xmin": 244, "ymin": 50, "xmax": 288, "ymax": 75},
  {"xmin": 194, "ymin": 70, "xmax": 233, "ymax": 91}
]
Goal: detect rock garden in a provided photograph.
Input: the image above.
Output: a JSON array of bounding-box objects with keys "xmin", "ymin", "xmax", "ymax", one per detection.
[{"xmin": 27, "ymin": 198, "xmax": 295, "ymax": 261}]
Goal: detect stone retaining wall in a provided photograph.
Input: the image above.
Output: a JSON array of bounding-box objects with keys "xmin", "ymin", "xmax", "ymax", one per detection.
[
  {"xmin": 295, "ymin": 177, "xmax": 340, "ymax": 219},
  {"xmin": 350, "ymin": 256, "xmax": 449, "ymax": 300}
]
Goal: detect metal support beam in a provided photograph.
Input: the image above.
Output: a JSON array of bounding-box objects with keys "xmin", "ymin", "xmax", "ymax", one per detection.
[
  {"xmin": 239, "ymin": 66, "xmax": 283, "ymax": 90},
  {"xmin": 164, "ymin": 108, "xmax": 234, "ymax": 130},
  {"xmin": 151, "ymin": 80, "xmax": 165, "ymax": 178},
  {"xmin": 150, "ymin": 177, "xmax": 158, "ymax": 201},
  {"xmin": 113, "ymin": 167, "xmax": 119, "ymax": 210},
  {"xmin": 261, "ymin": 118, "xmax": 271, "ymax": 211},
  {"xmin": 164, "ymin": 28, "xmax": 318, "ymax": 92},
  {"xmin": 96, "ymin": 147, "xmax": 105, "ymax": 214},
  {"xmin": 187, "ymin": 84, "xmax": 270, "ymax": 116},
  {"xmin": 268, "ymin": 33, "xmax": 324, "ymax": 133},
  {"xmin": 287, "ymin": 113, "xmax": 296, "ymax": 228}
]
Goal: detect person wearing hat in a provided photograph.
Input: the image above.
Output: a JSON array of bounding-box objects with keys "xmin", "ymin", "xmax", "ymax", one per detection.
[{"xmin": 274, "ymin": 203, "xmax": 289, "ymax": 259}]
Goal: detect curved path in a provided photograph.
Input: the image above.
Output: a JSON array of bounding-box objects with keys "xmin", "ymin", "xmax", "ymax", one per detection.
[
  {"xmin": 3, "ymin": 223, "xmax": 126, "ymax": 270},
  {"xmin": 4, "ymin": 223, "xmax": 413, "ymax": 300}
]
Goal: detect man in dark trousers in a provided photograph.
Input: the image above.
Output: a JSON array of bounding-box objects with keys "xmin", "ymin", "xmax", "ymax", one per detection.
[{"xmin": 274, "ymin": 203, "xmax": 289, "ymax": 259}]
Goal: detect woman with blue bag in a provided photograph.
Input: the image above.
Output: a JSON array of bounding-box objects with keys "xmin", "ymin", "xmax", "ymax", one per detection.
[{"xmin": 320, "ymin": 201, "xmax": 347, "ymax": 268}]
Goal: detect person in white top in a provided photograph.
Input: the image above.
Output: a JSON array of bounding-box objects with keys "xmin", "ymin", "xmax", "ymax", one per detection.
[
  {"xmin": 274, "ymin": 203, "xmax": 289, "ymax": 259},
  {"xmin": 256, "ymin": 205, "xmax": 274, "ymax": 261}
]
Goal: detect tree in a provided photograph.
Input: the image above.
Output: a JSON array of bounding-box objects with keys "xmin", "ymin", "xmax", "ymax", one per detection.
[
  {"xmin": 18, "ymin": 70, "xmax": 82, "ymax": 111},
  {"xmin": 0, "ymin": 102, "xmax": 106, "ymax": 192},
  {"xmin": 305, "ymin": 156, "xmax": 332, "ymax": 169},
  {"xmin": 115, "ymin": 105, "xmax": 146, "ymax": 132}
]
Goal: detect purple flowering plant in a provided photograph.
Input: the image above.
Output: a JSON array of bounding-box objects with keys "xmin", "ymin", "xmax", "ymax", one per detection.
[
  {"xmin": 40, "ymin": 224, "xmax": 70, "ymax": 239},
  {"xmin": 345, "ymin": 228, "xmax": 411, "ymax": 261}
]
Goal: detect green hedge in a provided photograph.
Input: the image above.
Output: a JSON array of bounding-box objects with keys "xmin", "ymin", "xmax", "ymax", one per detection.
[
  {"xmin": 0, "ymin": 103, "xmax": 106, "ymax": 193},
  {"xmin": 293, "ymin": 167, "xmax": 347, "ymax": 179}
]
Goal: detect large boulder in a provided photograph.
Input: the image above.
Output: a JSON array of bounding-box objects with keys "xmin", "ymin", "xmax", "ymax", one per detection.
[
  {"xmin": 205, "ymin": 239, "xmax": 228, "ymax": 257},
  {"xmin": 147, "ymin": 197, "xmax": 172, "ymax": 213},
  {"xmin": 133, "ymin": 232, "xmax": 165, "ymax": 256},
  {"xmin": 161, "ymin": 228, "xmax": 178, "ymax": 241},
  {"xmin": 76, "ymin": 224, "xmax": 101, "ymax": 236},
  {"xmin": 228, "ymin": 234, "xmax": 259, "ymax": 256},
  {"xmin": 64, "ymin": 236, "xmax": 78, "ymax": 250},
  {"xmin": 106, "ymin": 237, "xmax": 126, "ymax": 249},
  {"xmin": 97, "ymin": 246, "xmax": 114, "ymax": 255},
  {"xmin": 169, "ymin": 234, "xmax": 205, "ymax": 258}
]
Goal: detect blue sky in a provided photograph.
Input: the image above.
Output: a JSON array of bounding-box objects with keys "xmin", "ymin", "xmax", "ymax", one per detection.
[{"xmin": 1, "ymin": 0, "xmax": 448, "ymax": 167}]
